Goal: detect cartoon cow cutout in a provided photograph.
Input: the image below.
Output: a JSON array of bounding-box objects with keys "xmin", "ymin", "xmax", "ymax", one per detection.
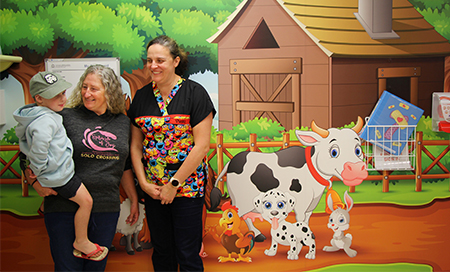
[{"xmin": 209, "ymin": 117, "xmax": 368, "ymax": 242}]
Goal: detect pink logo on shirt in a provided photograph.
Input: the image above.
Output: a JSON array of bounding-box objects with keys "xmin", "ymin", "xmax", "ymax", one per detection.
[{"xmin": 82, "ymin": 126, "xmax": 118, "ymax": 152}]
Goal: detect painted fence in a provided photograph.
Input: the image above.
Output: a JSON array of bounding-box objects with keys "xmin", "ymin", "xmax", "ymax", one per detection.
[{"xmin": 1, "ymin": 131, "xmax": 449, "ymax": 197}]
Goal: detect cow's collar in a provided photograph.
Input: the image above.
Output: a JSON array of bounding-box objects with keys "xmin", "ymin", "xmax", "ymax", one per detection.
[{"xmin": 305, "ymin": 146, "xmax": 330, "ymax": 187}]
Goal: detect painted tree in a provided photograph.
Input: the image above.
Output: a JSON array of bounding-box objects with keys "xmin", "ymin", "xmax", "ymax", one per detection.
[
  {"xmin": 0, "ymin": 0, "xmax": 233, "ymax": 103},
  {"xmin": 1, "ymin": 1, "xmax": 158, "ymax": 103}
]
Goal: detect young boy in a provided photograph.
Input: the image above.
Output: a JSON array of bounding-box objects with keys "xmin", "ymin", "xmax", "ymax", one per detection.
[{"xmin": 13, "ymin": 72, "xmax": 108, "ymax": 261}]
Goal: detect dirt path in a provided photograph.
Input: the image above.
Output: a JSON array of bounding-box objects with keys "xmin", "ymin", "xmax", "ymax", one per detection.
[{"xmin": 1, "ymin": 198, "xmax": 450, "ymax": 272}]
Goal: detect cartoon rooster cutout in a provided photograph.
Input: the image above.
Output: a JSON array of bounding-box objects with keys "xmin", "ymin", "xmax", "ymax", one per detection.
[{"xmin": 207, "ymin": 201, "xmax": 255, "ymax": 262}]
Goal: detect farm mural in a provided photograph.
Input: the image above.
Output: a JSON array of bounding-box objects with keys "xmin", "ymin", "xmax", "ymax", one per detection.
[{"xmin": 1, "ymin": 0, "xmax": 450, "ymax": 271}]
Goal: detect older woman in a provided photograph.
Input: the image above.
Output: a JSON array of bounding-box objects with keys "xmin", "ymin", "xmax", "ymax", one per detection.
[
  {"xmin": 30, "ymin": 64, "xmax": 139, "ymax": 271},
  {"xmin": 128, "ymin": 35, "xmax": 215, "ymax": 271}
]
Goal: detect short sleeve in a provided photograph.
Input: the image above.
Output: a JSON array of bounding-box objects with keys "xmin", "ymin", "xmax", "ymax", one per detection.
[{"xmin": 188, "ymin": 80, "xmax": 216, "ymax": 128}]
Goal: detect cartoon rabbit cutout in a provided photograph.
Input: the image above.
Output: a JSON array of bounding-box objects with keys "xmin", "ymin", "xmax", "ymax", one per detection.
[{"xmin": 323, "ymin": 190, "xmax": 357, "ymax": 257}]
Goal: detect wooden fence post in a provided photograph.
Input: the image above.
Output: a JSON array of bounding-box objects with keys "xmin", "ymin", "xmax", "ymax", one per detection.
[
  {"xmin": 415, "ymin": 131, "xmax": 423, "ymax": 192},
  {"xmin": 250, "ymin": 133, "xmax": 257, "ymax": 152},
  {"xmin": 383, "ymin": 170, "xmax": 390, "ymax": 192},
  {"xmin": 282, "ymin": 133, "xmax": 290, "ymax": 149},
  {"xmin": 216, "ymin": 133, "xmax": 225, "ymax": 194},
  {"xmin": 21, "ymin": 173, "xmax": 28, "ymax": 197}
]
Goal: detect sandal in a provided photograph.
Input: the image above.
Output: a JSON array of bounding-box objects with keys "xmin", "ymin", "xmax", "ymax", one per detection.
[
  {"xmin": 37, "ymin": 208, "xmax": 44, "ymax": 217},
  {"xmin": 73, "ymin": 244, "xmax": 109, "ymax": 261}
]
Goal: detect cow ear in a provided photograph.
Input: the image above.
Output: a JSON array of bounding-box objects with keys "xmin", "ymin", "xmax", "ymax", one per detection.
[{"xmin": 295, "ymin": 130, "xmax": 322, "ymax": 146}]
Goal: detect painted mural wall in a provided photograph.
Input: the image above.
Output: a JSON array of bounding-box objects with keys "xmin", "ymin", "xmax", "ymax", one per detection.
[{"xmin": 1, "ymin": 0, "xmax": 450, "ymax": 271}]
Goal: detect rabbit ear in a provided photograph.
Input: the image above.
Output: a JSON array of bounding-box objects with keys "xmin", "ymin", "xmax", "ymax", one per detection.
[
  {"xmin": 344, "ymin": 191, "xmax": 354, "ymax": 212},
  {"xmin": 326, "ymin": 193, "xmax": 335, "ymax": 213}
]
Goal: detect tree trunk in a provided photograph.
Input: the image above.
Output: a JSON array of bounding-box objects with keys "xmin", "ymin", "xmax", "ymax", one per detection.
[{"xmin": 122, "ymin": 67, "xmax": 152, "ymax": 99}]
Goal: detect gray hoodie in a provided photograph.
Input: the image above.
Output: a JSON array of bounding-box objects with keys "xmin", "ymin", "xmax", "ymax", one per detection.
[{"xmin": 13, "ymin": 104, "xmax": 74, "ymax": 187}]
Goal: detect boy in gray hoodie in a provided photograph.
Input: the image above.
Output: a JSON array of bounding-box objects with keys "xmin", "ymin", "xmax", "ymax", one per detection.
[{"xmin": 13, "ymin": 72, "xmax": 108, "ymax": 261}]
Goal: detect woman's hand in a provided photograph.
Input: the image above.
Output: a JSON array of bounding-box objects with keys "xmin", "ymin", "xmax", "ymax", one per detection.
[
  {"xmin": 125, "ymin": 199, "xmax": 139, "ymax": 226},
  {"xmin": 159, "ymin": 183, "xmax": 177, "ymax": 205},
  {"xmin": 141, "ymin": 182, "xmax": 161, "ymax": 200},
  {"xmin": 25, "ymin": 168, "xmax": 57, "ymax": 197},
  {"xmin": 120, "ymin": 169, "xmax": 140, "ymax": 226}
]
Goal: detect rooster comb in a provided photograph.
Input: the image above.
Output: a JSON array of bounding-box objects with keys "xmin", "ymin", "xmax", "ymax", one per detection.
[{"xmin": 221, "ymin": 201, "xmax": 238, "ymax": 212}]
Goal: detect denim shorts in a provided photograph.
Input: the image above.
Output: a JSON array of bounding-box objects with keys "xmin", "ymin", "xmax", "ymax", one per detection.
[{"xmin": 52, "ymin": 175, "xmax": 82, "ymax": 199}]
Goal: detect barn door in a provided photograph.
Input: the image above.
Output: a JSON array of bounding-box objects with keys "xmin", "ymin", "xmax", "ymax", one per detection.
[{"xmin": 230, "ymin": 58, "xmax": 302, "ymax": 131}]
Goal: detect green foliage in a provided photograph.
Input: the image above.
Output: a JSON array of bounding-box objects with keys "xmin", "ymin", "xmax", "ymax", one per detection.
[
  {"xmin": 2, "ymin": 0, "xmax": 48, "ymax": 11},
  {"xmin": 158, "ymin": 8, "xmax": 220, "ymax": 73},
  {"xmin": 46, "ymin": 1, "xmax": 146, "ymax": 69},
  {"xmin": 0, "ymin": 9, "xmax": 55, "ymax": 54},
  {"xmin": 220, "ymin": 117, "xmax": 285, "ymax": 141},
  {"xmin": 0, "ymin": 126, "xmax": 20, "ymax": 180},
  {"xmin": 116, "ymin": 3, "xmax": 162, "ymax": 38},
  {"xmin": 2, "ymin": 127, "xmax": 19, "ymax": 145},
  {"xmin": 415, "ymin": 3, "xmax": 450, "ymax": 41},
  {"xmin": 156, "ymin": 0, "xmax": 242, "ymax": 18},
  {"xmin": 409, "ymin": 0, "xmax": 449, "ymax": 11},
  {"xmin": 98, "ymin": 0, "xmax": 147, "ymax": 10},
  {"xmin": 214, "ymin": 10, "xmax": 233, "ymax": 25}
]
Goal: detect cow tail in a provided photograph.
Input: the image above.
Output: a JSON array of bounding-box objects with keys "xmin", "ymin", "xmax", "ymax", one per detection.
[{"xmin": 208, "ymin": 161, "xmax": 230, "ymax": 212}]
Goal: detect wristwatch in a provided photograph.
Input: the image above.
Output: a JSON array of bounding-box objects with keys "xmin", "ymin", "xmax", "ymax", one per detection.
[{"xmin": 170, "ymin": 177, "xmax": 183, "ymax": 188}]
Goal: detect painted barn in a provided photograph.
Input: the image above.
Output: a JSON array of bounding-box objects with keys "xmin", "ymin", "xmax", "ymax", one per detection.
[{"xmin": 208, "ymin": 0, "xmax": 450, "ymax": 130}]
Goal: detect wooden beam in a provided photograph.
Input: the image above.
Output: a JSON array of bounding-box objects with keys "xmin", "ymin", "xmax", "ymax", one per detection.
[
  {"xmin": 230, "ymin": 58, "xmax": 302, "ymax": 74},
  {"xmin": 378, "ymin": 67, "xmax": 421, "ymax": 78},
  {"xmin": 236, "ymin": 101, "xmax": 294, "ymax": 112}
]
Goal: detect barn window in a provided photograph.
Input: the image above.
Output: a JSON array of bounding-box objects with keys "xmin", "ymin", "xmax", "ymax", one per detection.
[
  {"xmin": 244, "ymin": 18, "xmax": 279, "ymax": 49},
  {"xmin": 386, "ymin": 77, "xmax": 411, "ymax": 102},
  {"xmin": 377, "ymin": 67, "xmax": 420, "ymax": 106}
]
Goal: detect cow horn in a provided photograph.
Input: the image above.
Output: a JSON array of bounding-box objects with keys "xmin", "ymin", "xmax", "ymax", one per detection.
[
  {"xmin": 311, "ymin": 120, "xmax": 329, "ymax": 138},
  {"xmin": 352, "ymin": 116, "xmax": 364, "ymax": 133}
]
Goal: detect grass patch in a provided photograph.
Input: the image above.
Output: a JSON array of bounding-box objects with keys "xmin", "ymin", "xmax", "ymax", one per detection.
[
  {"xmin": 0, "ymin": 184, "xmax": 43, "ymax": 216},
  {"xmin": 308, "ymin": 262, "xmax": 433, "ymax": 272},
  {"xmin": 1, "ymin": 179, "xmax": 449, "ymax": 216}
]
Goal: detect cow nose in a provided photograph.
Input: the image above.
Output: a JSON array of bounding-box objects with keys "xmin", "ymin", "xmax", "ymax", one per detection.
[
  {"xmin": 345, "ymin": 161, "xmax": 366, "ymax": 172},
  {"xmin": 270, "ymin": 210, "xmax": 278, "ymax": 216}
]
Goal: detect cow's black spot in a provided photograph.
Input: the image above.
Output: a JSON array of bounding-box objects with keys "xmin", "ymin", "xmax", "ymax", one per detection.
[
  {"xmin": 281, "ymin": 236, "xmax": 286, "ymax": 240},
  {"xmin": 282, "ymin": 225, "xmax": 287, "ymax": 231},
  {"xmin": 250, "ymin": 164, "xmax": 279, "ymax": 192},
  {"xmin": 289, "ymin": 179, "xmax": 302, "ymax": 193},
  {"xmin": 228, "ymin": 151, "xmax": 250, "ymax": 174},
  {"xmin": 275, "ymin": 146, "xmax": 307, "ymax": 168},
  {"xmin": 301, "ymin": 240, "xmax": 306, "ymax": 246},
  {"xmin": 312, "ymin": 233, "xmax": 316, "ymax": 240},
  {"xmin": 302, "ymin": 227, "xmax": 308, "ymax": 233}
]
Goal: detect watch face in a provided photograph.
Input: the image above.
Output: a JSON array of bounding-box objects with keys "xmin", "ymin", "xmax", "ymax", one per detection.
[{"xmin": 171, "ymin": 179, "xmax": 179, "ymax": 187}]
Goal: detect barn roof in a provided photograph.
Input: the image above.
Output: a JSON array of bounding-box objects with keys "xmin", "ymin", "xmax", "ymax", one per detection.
[{"xmin": 208, "ymin": 0, "xmax": 450, "ymax": 58}]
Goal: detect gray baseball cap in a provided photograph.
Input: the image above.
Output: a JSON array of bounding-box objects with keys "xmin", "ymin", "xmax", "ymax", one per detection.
[{"xmin": 30, "ymin": 72, "xmax": 72, "ymax": 99}]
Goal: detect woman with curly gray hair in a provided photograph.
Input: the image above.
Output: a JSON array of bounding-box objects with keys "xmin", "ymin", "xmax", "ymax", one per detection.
[
  {"xmin": 29, "ymin": 64, "xmax": 139, "ymax": 271},
  {"xmin": 67, "ymin": 64, "xmax": 126, "ymax": 115}
]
